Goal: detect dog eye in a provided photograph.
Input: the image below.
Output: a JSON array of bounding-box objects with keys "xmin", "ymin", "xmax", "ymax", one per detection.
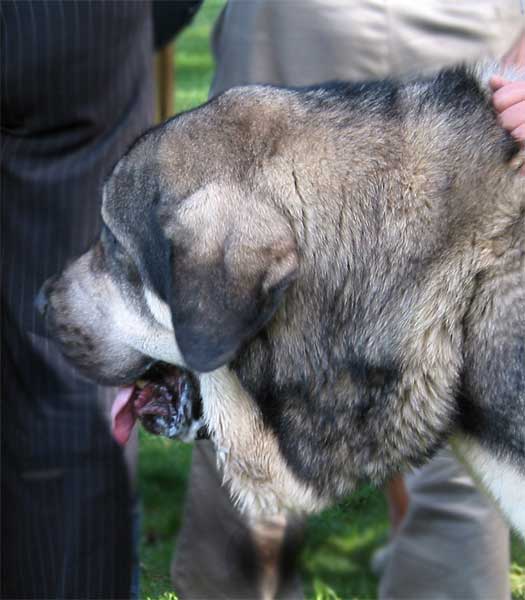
[
  {"xmin": 101, "ymin": 225, "xmax": 118, "ymax": 248},
  {"xmin": 101, "ymin": 225, "xmax": 128, "ymax": 261},
  {"xmin": 101, "ymin": 224, "xmax": 138, "ymax": 278},
  {"xmin": 101, "ymin": 225, "xmax": 128, "ymax": 265}
]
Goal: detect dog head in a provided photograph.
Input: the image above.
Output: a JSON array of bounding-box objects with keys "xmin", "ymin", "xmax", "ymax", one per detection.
[
  {"xmin": 38, "ymin": 87, "xmax": 328, "ymax": 515},
  {"xmin": 39, "ymin": 87, "xmax": 299, "ymax": 384}
]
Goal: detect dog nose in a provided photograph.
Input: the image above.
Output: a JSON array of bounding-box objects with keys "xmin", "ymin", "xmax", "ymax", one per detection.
[{"xmin": 35, "ymin": 277, "xmax": 56, "ymax": 317}]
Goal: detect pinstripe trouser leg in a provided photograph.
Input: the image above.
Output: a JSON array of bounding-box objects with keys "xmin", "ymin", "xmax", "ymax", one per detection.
[{"xmin": 0, "ymin": 2, "xmax": 154, "ymax": 597}]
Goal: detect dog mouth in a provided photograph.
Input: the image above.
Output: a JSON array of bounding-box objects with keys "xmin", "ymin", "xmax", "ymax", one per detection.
[{"xmin": 111, "ymin": 362, "xmax": 207, "ymax": 445}]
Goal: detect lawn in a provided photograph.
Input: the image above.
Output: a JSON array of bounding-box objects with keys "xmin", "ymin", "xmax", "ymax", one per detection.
[{"xmin": 139, "ymin": 2, "xmax": 525, "ymax": 598}]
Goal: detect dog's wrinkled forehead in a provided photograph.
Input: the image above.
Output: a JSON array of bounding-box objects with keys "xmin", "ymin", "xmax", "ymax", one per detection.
[
  {"xmin": 101, "ymin": 85, "xmax": 289, "ymax": 244},
  {"xmin": 101, "ymin": 106, "xmax": 217, "ymax": 228},
  {"xmin": 97, "ymin": 88, "xmax": 292, "ymax": 321}
]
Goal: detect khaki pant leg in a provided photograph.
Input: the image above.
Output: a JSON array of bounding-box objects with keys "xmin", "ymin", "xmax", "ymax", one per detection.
[
  {"xmin": 379, "ymin": 448, "xmax": 510, "ymax": 600},
  {"xmin": 210, "ymin": 0, "xmax": 524, "ymax": 95},
  {"xmin": 388, "ymin": 1, "xmax": 524, "ymax": 75}
]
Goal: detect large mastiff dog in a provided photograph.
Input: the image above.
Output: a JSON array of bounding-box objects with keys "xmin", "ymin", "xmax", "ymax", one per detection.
[{"xmin": 38, "ymin": 63, "xmax": 525, "ymax": 532}]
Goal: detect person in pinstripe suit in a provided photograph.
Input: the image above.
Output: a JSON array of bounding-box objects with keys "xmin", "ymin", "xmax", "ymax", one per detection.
[{"xmin": 0, "ymin": 3, "xmax": 154, "ymax": 597}]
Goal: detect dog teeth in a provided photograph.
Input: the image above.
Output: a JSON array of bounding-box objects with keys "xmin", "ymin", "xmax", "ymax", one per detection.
[{"xmin": 135, "ymin": 380, "xmax": 147, "ymax": 389}]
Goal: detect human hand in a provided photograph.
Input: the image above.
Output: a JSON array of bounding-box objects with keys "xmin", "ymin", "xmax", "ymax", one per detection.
[
  {"xmin": 490, "ymin": 76, "xmax": 525, "ymax": 173},
  {"xmin": 490, "ymin": 77, "xmax": 525, "ymax": 143}
]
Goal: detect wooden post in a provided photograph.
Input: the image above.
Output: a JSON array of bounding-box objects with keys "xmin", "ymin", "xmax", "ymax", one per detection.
[{"xmin": 155, "ymin": 42, "xmax": 175, "ymax": 123}]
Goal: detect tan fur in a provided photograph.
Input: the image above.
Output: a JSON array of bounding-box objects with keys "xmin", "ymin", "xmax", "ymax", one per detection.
[{"xmin": 199, "ymin": 367, "xmax": 326, "ymax": 516}]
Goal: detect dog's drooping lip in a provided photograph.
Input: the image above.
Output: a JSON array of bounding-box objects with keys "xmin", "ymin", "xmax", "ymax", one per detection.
[{"xmin": 111, "ymin": 363, "xmax": 207, "ymax": 445}]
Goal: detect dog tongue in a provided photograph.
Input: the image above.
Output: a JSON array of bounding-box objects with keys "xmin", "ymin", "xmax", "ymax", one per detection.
[{"xmin": 111, "ymin": 386, "xmax": 137, "ymax": 446}]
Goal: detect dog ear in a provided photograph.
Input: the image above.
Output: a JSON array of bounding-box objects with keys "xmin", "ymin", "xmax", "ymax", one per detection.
[{"xmin": 169, "ymin": 221, "xmax": 298, "ymax": 373}]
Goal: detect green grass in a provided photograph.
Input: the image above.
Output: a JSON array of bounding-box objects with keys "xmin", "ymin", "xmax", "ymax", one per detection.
[
  {"xmin": 301, "ymin": 488, "xmax": 389, "ymax": 600},
  {"xmin": 140, "ymin": 1, "xmax": 525, "ymax": 597},
  {"xmin": 173, "ymin": 0, "xmax": 225, "ymax": 113},
  {"xmin": 140, "ymin": 437, "xmax": 192, "ymax": 598}
]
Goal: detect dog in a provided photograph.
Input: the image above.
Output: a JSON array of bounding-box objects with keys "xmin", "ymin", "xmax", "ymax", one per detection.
[{"xmin": 37, "ymin": 62, "xmax": 525, "ymax": 532}]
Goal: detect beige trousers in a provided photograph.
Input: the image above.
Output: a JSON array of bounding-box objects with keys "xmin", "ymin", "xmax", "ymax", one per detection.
[
  {"xmin": 380, "ymin": 448, "xmax": 510, "ymax": 599},
  {"xmin": 173, "ymin": 2, "xmax": 524, "ymax": 598},
  {"xmin": 211, "ymin": 0, "xmax": 524, "ymax": 93}
]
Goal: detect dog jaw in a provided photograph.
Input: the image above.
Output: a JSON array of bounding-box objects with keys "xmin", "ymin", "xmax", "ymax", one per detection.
[{"xmin": 198, "ymin": 367, "xmax": 327, "ymax": 517}]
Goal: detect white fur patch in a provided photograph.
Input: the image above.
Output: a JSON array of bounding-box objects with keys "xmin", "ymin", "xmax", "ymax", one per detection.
[
  {"xmin": 198, "ymin": 367, "xmax": 326, "ymax": 517},
  {"xmin": 453, "ymin": 436, "xmax": 525, "ymax": 537},
  {"xmin": 145, "ymin": 288, "xmax": 174, "ymax": 331},
  {"xmin": 106, "ymin": 280, "xmax": 185, "ymax": 366}
]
